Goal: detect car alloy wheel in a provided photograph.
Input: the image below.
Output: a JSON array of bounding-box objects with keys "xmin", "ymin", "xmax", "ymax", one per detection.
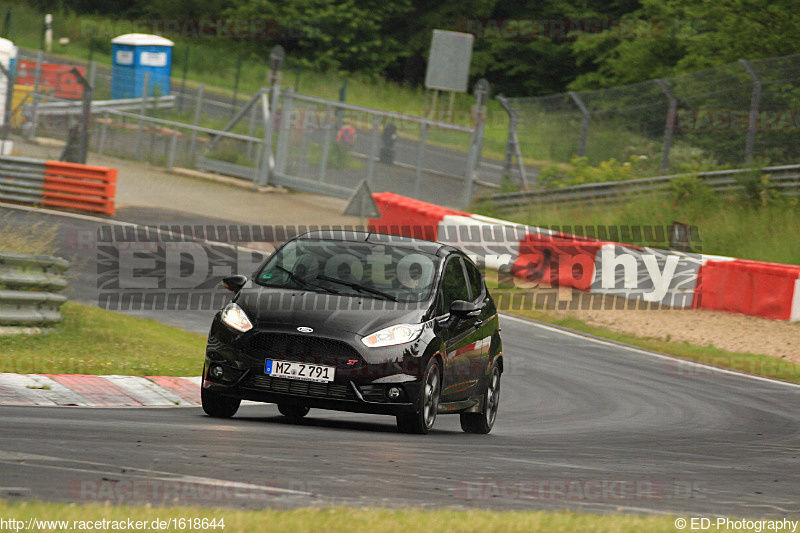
[
  {"xmin": 397, "ymin": 358, "xmax": 441, "ymax": 434},
  {"xmin": 460, "ymin": 364, "xmax": 500, "ymax": 434}
]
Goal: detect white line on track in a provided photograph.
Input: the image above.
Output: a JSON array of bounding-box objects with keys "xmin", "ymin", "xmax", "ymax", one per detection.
[{"xmin": 500, "ymin": 313, "xmax": 800, "ymax": 389}]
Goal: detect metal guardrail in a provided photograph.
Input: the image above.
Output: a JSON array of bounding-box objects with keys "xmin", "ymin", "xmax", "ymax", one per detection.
[
  {"xmin": 0, "ymin": 156, "xmax": 46, "ymax": 204},
  {"xmin": 31, "ymin": 94, "xmax": 176, "ymax": 116},
  {"xmin": 483, "ymin": 164, "xmax": 800, "ymax": 211},
  {"xmin": 0, "ymin": 251, "xmax": 69, "ymax": 327}
]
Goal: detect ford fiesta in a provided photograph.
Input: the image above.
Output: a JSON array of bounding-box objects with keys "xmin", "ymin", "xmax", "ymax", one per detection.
[{"xmin": 201, "ymin": 230, "xmax": 503, "ymax": 434}]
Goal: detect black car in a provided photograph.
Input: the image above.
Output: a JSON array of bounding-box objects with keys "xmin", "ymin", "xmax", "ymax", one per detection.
[{"xmin": 201, "ymin": 230, "xmax": 503, "ymax": 434}]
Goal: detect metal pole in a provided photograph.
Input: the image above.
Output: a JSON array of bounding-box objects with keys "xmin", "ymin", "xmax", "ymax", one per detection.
[
  {"xmin": 413, "ymin": 122, "xmax": 429, "ymax": 199},
  {"xmin": 0, "ymin": 62, "xmax": 13, "ymax": 145},
  {"xmin": 179, "ymin": 45, "xmax": 190, "ymax": 112},
  {"xmin": 257, "ymin": 85, "xmax": 278, "ymax": 187},
  {"xmin": 256, "ymin": 91, "xmax": 270, "ymax": 187},
  {"xmin": 430, "ymin": 89, "xmax": 439, "ymax": 120},
  {"xmin": 167, "ymin": 128, "xmax": 178, "ymax": 170},
  {"xmin": 28, "ymin": 50, "xmax": 43, "ymax": 139},
  {"xmin": 739, "ymin": 59, "xmax": 761, "ymax": 164},
  {"xmin": 318, "ymin": 105, "xmax": 334, "ymax": 183},
  {"xmin": 498, "ymin": 95, "xmax": 514, "ymax": 180},
  {"xmin": 512, "ymin": 129, "xmax": 528, "ymax": 186},
  {"xmin": 463, "ymin": 79, "xmax": 489, "ymax": 209},
  {"xmin": 496, "ymin": 94, "xmax": 527, "ymax": 186},
  {"xmin": 366, "ymin": 114, "xmax": 379, "ymax": 187},
  {"xmin": 447, "ymin": 91, "xmax": 455, "ymax": 123},
  {"xmin": 275, "ymin": 88, "xmax": 293, "ymax": 175},
  {"xmin": 88, "ymin": 60, "xmax": 96, "ymax": 90},
  {"xmin": 98, "ymin": 110, "xmax": 108, "ymax": 155},
  {"xmin": 69, "ymin": 67, "xmax": 92, "ymax": 164},
  {"xmin": 568, "ymin": 91, "xmax": 590, "ymax": 157},
  {"xmin": 655, "ymin": 79, "xmax": 677, "ymax": 172},
  {"xmin": 135, "ymin": 71, "xmax": 149, "ymax": 160},
  {"xmin": 247, "ymin": 99, "xmax": 257, "ymax": 159},
  {"xmin": 189, "ymin": 82, "xmax": 204, "ymax": 162},
  {"xmin": 231, "ymin": 54, "xmax": 242, "ymax": 119}
]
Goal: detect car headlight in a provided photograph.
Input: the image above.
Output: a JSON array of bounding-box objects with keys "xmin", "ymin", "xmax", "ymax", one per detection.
[
  {"xmin": 361, "ymin": 323, "xmax": 423, "ymax": 348},
  {"xmin": 221, "ymin": 303, "xmax": 253, "ymax": 332}
]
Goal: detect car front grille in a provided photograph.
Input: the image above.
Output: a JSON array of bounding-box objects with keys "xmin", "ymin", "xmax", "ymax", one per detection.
[
  {"xmin": 243, "ymin": 332, "xmax": 365, "ymax": 369},
  {"xmin": 241, "ymin": 374, "xmax": 355, "ymax": 400}
]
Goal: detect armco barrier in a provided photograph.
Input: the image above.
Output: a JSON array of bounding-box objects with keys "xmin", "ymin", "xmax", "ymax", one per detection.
[
  {"xmin": 369, "ymin": 192, "xmax": 800, "ymax": 321},
  {"xmin": 0, "ymin": 251, "xmax": 69, "ymax": 327},
  {"xmin": 0, "ymin": 156, "xmax": 117, "ymax": 216},
  {"xmin": 0, "ymin": 156, "xmax": 46, "ymax": 204}
]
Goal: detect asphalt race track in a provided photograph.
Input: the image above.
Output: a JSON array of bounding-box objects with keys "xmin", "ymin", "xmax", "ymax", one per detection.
[{"xmin": 1, "ymin": 204, "xmax": 799, "ymax": 516}]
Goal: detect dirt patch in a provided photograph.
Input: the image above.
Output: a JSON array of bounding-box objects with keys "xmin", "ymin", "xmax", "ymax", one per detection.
[{"xmin": 511, "ymin": 287, "xmax": 799, "ymax": 363}]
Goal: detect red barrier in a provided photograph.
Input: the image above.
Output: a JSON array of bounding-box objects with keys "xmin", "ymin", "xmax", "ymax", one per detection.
[
  {"xmin": 694, "ymin": 260, "xmax": 800, "ymax": 320},
  {"xmin": 368, "ymin": 192, "xmax": 468, "ymax": 241},
  {"xmin": 43, "ymin": 161, "xmax": 117, "ymax": 216},
  {"xmin": 17, "ymin": 61, "xmax": 86, "ymax": 100},
  {"xmin": 367, "ymin": 192, "xmax": 800, "ymax": 322},
  {"xmin": 511, "ymin": 232, "xmax": 603, "ymax": 290}
]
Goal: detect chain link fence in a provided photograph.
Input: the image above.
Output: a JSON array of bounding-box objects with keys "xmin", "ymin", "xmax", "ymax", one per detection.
[
  {"xmin": 502, "ymin": 53, "xmax": 800, "ymax": 177},
  {"xmin": 7, "ymin": 50, "xmax": 492, "ymax": 209}
]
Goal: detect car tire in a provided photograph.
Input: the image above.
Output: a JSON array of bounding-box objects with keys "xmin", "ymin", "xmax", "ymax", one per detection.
[
  {"xmin": 201, "ymin": 387, "xmax": 241, "ymax": 418},
  {"xmin": 278, "ymin": 404, "xmax": 310, "ymax": 420},
  {"xmin": 396, "ymin": 358, "xmax": 441, "ymax": 435},
  {"xmin": 460, "ymin": 364, "xmax": 501, "ymax": 434}
]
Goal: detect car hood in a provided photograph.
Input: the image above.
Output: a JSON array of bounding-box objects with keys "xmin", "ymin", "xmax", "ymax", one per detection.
[{"xmin": 236, "ymin": 287, "xmax": 430, "ymax": 336}]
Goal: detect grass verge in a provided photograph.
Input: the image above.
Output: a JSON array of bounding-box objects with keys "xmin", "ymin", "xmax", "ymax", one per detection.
[
  {"xmin": 0, "ymin": 212, "xmax": 57, "ymax": 255},
  {"xmin": 0, "ymin": 501, "xmax": 734, "ymax": 533},
  {"xmin": 475, "ymin": 193, "xmax": 800, "ymax": 266},
  {"xmin": 0, "ymin": 302, "xmax": 206, "ymax": 376}
]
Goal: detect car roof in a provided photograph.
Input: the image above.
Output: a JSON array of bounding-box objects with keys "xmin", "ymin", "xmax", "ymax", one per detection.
[{"xmin": 296, "ymin": 230, "xmax": 454, "ymax": 256}]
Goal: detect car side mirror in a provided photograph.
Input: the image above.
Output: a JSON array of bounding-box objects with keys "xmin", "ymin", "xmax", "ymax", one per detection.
[
  {"xmin": 222, "ymin": 275, "xmax": 247, "ymax": 292},
  {"xmin": 449, "ymin": 300, "xmax": 481, "ymax": 318}
]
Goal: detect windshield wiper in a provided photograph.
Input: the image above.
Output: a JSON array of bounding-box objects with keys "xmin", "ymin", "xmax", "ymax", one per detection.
[
  {"xmin": 316, "ymin": 274, "xmax": 398, "ymax": 301},
  {"xmin": 274, "ymin": 265, "xmax": 339, "ymax": 294}
]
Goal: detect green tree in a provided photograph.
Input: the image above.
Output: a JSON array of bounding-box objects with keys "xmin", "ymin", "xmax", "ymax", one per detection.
[
  {"xmin": 224, "ymin": 0, "xmax": 412, "ymax": 76},
  {"xmin": 569, "ymin": 0, "xmax": 800, "ymax": 89}
]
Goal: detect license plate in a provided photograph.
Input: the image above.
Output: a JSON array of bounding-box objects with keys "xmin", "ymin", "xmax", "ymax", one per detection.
[{"xmin": 265, "ymin": 359, "xmax": 335, "ymax": 383}]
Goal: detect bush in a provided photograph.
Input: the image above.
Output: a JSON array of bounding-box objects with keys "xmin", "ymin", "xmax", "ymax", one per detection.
[{"xmin": 537, "ymin": 155, "xmax": 655, "ymax": 189}]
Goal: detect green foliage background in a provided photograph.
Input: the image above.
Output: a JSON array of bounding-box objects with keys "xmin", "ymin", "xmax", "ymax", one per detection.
[{"xmin": 18, "ymin": 0, "xmax": 800, "ymax": 96}]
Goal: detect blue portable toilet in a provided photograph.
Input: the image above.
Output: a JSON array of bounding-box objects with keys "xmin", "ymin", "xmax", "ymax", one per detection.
[{"xmin": 111, "ymin": 33, "xmax": 174, "ymax": 99}]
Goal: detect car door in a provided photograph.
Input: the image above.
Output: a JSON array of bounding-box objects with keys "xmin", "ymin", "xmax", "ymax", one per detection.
[
  {"xmin": 463, "ymin": 257, "xmax": 495, "ymax": 389},
  {"xmin": 438, "ymin": 255, "xmax": 484, "ymax": 402}
]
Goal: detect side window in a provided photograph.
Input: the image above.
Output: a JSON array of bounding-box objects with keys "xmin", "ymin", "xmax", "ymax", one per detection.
[
  {"xmin": 465, "ymin": 259, "xmax": 484, "ymax": 302},
  {"xmin": 440, "ymin": 257, "xmax": 470, "ymax": 313}
]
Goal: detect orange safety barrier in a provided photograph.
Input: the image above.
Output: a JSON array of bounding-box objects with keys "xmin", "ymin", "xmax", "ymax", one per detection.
[
  {"xmin": 42, "ymin": 161, "xmax": 117, "ymax": 216},
  {"xmin": 693, "ymin": 260, "xmax": 800, "ymax": 320},
  {"xmin": 368, "ymin": 192, "xmax": 469, "ymax": 241},
  {"xmin": 511, "ymin": 232, "xmax": 604, "ymax": 291},
  {"xmin": 16, "ymin": 61, "xmax": 86, "ymax": 100}
]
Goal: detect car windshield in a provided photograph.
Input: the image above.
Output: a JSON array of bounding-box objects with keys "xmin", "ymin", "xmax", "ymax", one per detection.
[{"xmin": 255, "ymin": 239, "xmax": 440, "ymax": 303}]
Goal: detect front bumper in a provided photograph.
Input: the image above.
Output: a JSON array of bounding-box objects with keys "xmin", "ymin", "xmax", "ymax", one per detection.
[{"xmin": 204, "ymin": 320, "xmax": 429, "ymax": 416}]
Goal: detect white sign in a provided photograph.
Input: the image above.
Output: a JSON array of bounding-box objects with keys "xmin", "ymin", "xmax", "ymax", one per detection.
[
  {"xmin": 140, "ymin": 51, "xmax": 167, "ymax": 67},
  {"xmin": 115, "ymin": 50, "xmax": 134, "ymax": 65},
  {"xmin": 424, "ymin": 30, "xmax": 474, "ymax": 93}
]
